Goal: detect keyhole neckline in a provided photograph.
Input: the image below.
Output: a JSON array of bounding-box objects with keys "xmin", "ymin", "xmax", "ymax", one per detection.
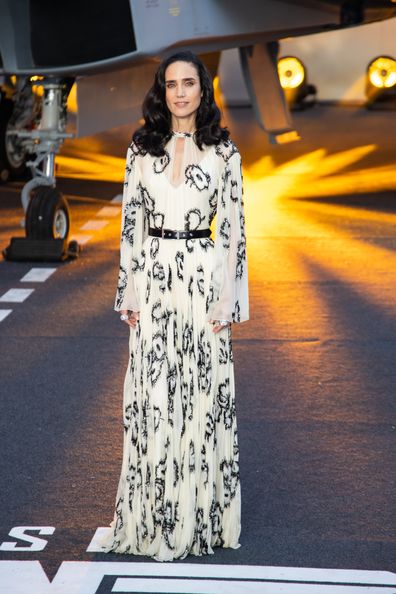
[{"xmin": 171, "ymin": 130, "xmax": 195, "ymax": 138}]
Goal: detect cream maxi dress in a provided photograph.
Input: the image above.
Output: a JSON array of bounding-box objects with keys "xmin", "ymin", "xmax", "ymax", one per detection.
[{"xmin": 101, "ymin": 130, "xmax": 249, "ymax": 562}]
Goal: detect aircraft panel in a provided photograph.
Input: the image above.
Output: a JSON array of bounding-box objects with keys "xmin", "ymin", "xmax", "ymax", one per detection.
[
  {"xmin": 30, "ymin": 0, "xmax": 137, "ymax": 68},
  {"xmin": 132, "ymin": 0, "xmax": 340, "ymax": 54},
  {"xmin": 76, "ymin": 62, "xmax": 159, "ymax": 137}
]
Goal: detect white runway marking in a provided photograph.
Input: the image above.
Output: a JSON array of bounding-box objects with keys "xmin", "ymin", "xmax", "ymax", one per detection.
[
  {"xmin": 112, "ymin": 577, "xmax": 396, "ymax": 593},
  {"xmin": 1, "ymin": 560, "xmax": 395, "ymax": 594},
  {"xmin": 71, "ymin": 234, "xmax": 93, "ymax": 245},
  {"xmin": 111, "ymin": 194, "xmax": 123, "ymax": 203},
  {"xmin": 0, "ymin": 310, "xmax": 12, "ymax": 322},
  {"xmin": 0, "ymin": 289, "xmax": 34, "ymax": 303},
  {"xmin": 20, "ymin": 268, "xmax": 57, "ymax": 283},
  {"xmin": 96, "ymin": 206, "xmax": 120, "ymax": 217},
  {"xmin": 90, "ymin": 537, "xmax": 396, "ymax": 586}
]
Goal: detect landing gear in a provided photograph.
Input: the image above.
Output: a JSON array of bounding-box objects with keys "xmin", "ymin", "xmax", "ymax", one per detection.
[
  {"xmin": 3, "ymin": 76, "xmax": 78, "ymax": 261},
  {"xmin": 0, "ymin": 97, "xmax": 30, "ymax": 182},
  {"xmin": 26, "ymin": 186, "xmax": 70, "ymax": 240}
]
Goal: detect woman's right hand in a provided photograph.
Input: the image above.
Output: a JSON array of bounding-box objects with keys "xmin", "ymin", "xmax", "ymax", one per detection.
[{"xmin": 120, "ymin": 309, "xmax": 140, "ymax": 328}]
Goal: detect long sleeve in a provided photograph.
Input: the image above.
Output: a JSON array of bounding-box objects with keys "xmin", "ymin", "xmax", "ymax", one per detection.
[
  {"xmin": 114, "ymin": 143, "xmax": 147, "ymax": 312},
  {"xmin": 206, "ymin": 150, "xmax": 249, "ymax": 324}
]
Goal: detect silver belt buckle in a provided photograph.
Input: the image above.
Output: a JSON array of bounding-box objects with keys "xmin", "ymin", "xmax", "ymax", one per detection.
[
  {"xmin": 161, "ymin": 227, "xmax": 165, "ymax": 239},
  {"xmin": 176, "ymin": 230, "xmax": 180, "ymax": 239}
]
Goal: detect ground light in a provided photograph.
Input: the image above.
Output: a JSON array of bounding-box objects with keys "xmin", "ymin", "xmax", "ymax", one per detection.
[
  {"xmin": 365, "ymin": 55, "xmax": 396, "ymax": 109},
  {"xmin": 278, "ymin": 56, "xmax": 316, "ymax": 110}
]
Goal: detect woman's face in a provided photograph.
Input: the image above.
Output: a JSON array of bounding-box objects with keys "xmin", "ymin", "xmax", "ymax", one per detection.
[{"xmin": 165, "ymin": 60, "xmax": 202, "ymax": 124}]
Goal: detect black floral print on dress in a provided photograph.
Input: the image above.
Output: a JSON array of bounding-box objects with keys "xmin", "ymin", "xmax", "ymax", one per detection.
[
  {"xmin": 121, "ymin": 202, "xmax": 136, "ymax": 245},
  {"xmin": 215, "ymin": 139, "xmax": 238, "ymax": 162},
  {"xmin": 185, "ymin": 164, "xmax": 211, "ymax": 191},
  {"xmin": 153, "ymin": 150, "xmax": 170, "ymax": 174},
  {"xmin": 115, "ymin": 265, "xmax": 128, "ymax": 310},
  {"xmin": 185, "ymin": 207, "xmax": 205, "ymax": 230}
]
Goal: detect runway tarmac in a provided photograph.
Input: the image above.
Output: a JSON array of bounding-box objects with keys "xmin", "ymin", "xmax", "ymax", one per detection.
[{"xmin": 0, "ymin": 104, "xmax": 395, "ymax": 593}]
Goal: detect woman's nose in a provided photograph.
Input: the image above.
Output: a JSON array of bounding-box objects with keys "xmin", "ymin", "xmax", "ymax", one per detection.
[{"xmin": 176, "ymin": 84, "xmax": 185, "ymax": 97}]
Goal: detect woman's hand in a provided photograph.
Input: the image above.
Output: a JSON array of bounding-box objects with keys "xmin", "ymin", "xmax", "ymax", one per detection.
[
  {"xmin": 209, "ymin": 319, "xmax": 231, "ymax": 333},
  {"xmin": 120, "ymin": 309, "xmax": 140, "ymax": 328}
]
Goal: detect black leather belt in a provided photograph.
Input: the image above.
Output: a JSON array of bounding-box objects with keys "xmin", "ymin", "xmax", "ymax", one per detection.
[{"xmin": 148, "ymin": 227, "xmax": 211, "ymax": 239}]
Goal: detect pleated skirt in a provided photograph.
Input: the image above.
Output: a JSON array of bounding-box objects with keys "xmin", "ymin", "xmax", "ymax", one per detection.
[{"xmin": 101, "ymin": 235, "xmax": 241, "ymax": 561}]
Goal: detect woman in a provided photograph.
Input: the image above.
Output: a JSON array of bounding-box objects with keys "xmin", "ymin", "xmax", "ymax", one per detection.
[{"xmin": 101, "ymin": 50, "xmax": 249, "ymax": 562}]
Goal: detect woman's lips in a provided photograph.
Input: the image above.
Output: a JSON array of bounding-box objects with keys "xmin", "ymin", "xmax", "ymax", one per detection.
[{"xmin": 175, "ymin": 102, "xmax": 188, "ymax": 106}]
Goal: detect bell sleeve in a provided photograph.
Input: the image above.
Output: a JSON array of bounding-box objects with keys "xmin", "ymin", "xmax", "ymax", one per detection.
[
  {"xmin": 114, "ymin": 143, "xmax": 147, "ymax": 312},
  {"xmin": 206, "ymin": 149, "xmax": 249, "ymax": 324}
]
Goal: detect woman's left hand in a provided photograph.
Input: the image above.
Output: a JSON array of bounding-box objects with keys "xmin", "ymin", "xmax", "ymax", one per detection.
[
  {"xmin": 120, "ymin": 309, "xmax": 140, "ymax": 328},
  {"xmin": 209, "ymin": 319, "xmax": 231, "ymax": 333}
]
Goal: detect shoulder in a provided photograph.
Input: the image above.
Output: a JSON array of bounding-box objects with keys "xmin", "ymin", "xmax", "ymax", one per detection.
[
  {"xmin": 214, "ymin": 137, "xmax": 240, "ymax": 164},
  {"xmin": 127, "ymin": 140, "xmax": 147, "ymax": 158},
  {"xmin": 125, "ymin": 140, "xmax": 148, "ymax": 175}
]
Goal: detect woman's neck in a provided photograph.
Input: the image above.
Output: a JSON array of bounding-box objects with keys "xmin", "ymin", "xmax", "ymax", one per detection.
[{"xmin": 171, "ymin": 116, "xmax": 196, "ymax": 134}]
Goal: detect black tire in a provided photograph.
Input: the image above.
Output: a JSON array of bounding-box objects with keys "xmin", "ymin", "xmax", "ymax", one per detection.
[
  {"xmin": 0, "ymin": 98, "xmax": 31, "ymax": 182},
  {"xmin": 26, "ymin": 186, "xmax": 70, "ymax": 240}
]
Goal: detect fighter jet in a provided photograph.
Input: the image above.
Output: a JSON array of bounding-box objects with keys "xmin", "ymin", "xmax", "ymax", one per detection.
[{"xmin": 0, "ymin": 0, "xmax": 395, "ymax": 259}]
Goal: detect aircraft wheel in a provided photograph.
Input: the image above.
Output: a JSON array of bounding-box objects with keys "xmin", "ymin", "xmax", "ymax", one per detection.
[
  {"xmin": 0, "ymin": 98, "xmax": 31, "ymax": 183},
  {"xmin": 26, "ymin": 186, "xmax": 70, "ymax": 240}
]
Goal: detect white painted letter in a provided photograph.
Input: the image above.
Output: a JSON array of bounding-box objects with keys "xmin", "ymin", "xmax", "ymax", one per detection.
[{"xmin": 0, "ymin": 526, "xmax": 55, "ymax": 551}]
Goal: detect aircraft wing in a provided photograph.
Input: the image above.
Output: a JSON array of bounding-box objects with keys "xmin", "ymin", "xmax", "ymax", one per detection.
[
  {"xmin": 1, "ymin": 0, "xmax": 395, "ymax": 139},
  {"xmin": 0, "ymin": 0, "xmax": 395, "ymax": 77}
]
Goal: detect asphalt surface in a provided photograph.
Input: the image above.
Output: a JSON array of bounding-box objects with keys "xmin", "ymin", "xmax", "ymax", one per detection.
[{"xmin": 0, "ymin": 104, "xmax": 395, "ymax": 591}]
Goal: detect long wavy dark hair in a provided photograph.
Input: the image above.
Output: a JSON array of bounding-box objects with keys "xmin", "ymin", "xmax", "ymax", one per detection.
[{"xmin": 132, "ymin": 51, "xmax": 229, "ymax": 156}]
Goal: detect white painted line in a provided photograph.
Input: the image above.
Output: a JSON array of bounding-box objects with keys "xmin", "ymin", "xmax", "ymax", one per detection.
[
  {"xmin": 113, "ymin": 578, "xmax": 396, "ymax": 593},
  {"xmin": 96, "ymin": 206, "xmax": 120, "ymax": 217},
  {"xmin": 111, "ymin": 194, "xmax": 123, "ymax": 203},
  {"xmin": 0, "ymin": 289, "xmax": 34, "ymax": 303},
  {"xmin": 1, "ymin": 561, "xmax": 394, "ymax": 594},
  {"xmin": 80, "ymin": 219, "xmax": 109, "ymax": 231},
  {"xmin": 20, "ymin": 268, "xmax": 57, "ymax": 283},
  {"xmin": 71, "ymin": 235, "xmax": 93, "ymax": 245},
  {"xmin": 0, "ymin": 310, "xmax": 12, "ymax": 322},
  {"xmin": 88, "ymin": 534, "xmax": 396, "ymax": 587},
  {"xmin": 0, "ymin": 561, "xmax": 51, "ymax": 594},
  {"xmin": 60, "ymin": 561, "xmax": 396, "ymax": 593},
  {"xmin": 86, "ymin": 527, "xmax": 110, "ymax": 552}
]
